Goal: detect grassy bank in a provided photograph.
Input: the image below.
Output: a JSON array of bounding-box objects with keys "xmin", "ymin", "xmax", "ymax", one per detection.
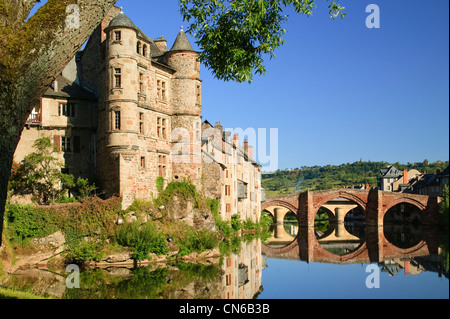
[{"xmin": 0, "ymin": 286, "xmax": 49, "ymax": 299}]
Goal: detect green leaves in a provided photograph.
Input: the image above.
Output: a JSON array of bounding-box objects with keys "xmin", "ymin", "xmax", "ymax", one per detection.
[{"xmin": 179, "ymin": 0, "xmax": 345, "ymax": 83}]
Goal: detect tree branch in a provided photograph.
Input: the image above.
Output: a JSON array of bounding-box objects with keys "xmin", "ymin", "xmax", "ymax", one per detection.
[
  {"xmin": 5, "ymin": 0, "xmax": 118, "ymax": 122},
  {"xmin": 0, "ymin": 0, "xmax": 39, "ymax": 29}
]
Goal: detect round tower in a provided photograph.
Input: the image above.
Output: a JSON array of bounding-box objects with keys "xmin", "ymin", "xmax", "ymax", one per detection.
[
  {"xmin": 166, "ymin": 27, "xmax": 203, "ymax": 185},
  {"xmin": 99, "ymin": 11, "xmax": 141, "ymax": 207}
]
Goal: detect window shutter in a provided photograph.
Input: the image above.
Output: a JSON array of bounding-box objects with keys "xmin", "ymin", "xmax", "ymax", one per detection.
[
  {"xmin": 73, "ymin": 136, "xmax": 81, "ymax": 153},
  {"xmin": 54, "ymin": 135, "xmax": 61, "ymax": 150}
]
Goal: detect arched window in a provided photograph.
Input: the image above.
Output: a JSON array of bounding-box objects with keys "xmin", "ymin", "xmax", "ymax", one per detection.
[
  {"xmin": 137, "ymin": 41, "xmax": 142, "ymax": 55},
  {"xmin": 142, "ymin": 44, "xmax": 148, "ymax": 57}
]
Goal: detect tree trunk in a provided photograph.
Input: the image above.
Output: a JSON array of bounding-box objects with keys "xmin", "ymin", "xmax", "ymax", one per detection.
[
  {"xmin": 0, "ymin": 0, "xmax": 118, "ymax": 246},
  {"xmin": 0, "ymin": 94, "xmax": 24, "ymax": 247}
]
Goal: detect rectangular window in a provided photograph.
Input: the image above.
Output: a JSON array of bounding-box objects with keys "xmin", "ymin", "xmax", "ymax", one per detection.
[
  {"xmin": 140, "ymin": 156, "xmax": 146, "ymax": 169},
  {"xmin": 114, "ymin": 111, "xmax": 121, "ymax": 130},
  {"xmin": 225, "ymin": 185, "xmax": 231, "ymax": 196},
  {"xmin": 157, "ymin": 79, "xmax": 167, "ymax": 101},
  {"xmin": 114, "ymin": 68, "xmax": 122, "ymax": 88},
  {"xmin": 158, "ymin": 155, "xmax": 166, "ymax": 177},
  {"xmin": 58, "ymin": 103, "xmax": 76, "ymax": 117},
  {"xmin": 139, "ymin": 73, "xmax": 144, "ymax": 94},
  {"xmin": 157, "ymin": 117, "xmax": 167, "ymax": 139},
  {"xmin": 61, "ymin": 136, "xmax": 71, "ymax": 153},
  {"xmin": 139, "ymin": 112, "xmax": 145, "ymax": 135},
  {"xmin": 114, "ymin": 31, "xmax": 121, "ymax": 41}
]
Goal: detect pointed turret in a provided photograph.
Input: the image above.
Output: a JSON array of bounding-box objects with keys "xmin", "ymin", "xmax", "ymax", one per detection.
[{"xmin": 170, "ymin": 26, "xmax": 195, "ymax": 52}]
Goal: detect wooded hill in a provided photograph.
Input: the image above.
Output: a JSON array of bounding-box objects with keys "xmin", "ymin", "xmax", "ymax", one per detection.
[{"xmin": 261, "ymin": 160, "xmax": 449, "ymax": 197}]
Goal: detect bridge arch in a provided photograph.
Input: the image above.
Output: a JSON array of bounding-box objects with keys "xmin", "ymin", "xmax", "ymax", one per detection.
[
  {"xmin": 261, "ymin": 200, "xmax": 298, "ymax": 216},
  {"xmin": 311, "ymin": 191, "xmax": 368, "ymax": 216}
]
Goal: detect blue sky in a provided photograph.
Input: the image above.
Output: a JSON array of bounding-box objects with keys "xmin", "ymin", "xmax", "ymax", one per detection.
[{"xmin": 34, "ymin": 0, "xmax": 450, "ymax": 170}]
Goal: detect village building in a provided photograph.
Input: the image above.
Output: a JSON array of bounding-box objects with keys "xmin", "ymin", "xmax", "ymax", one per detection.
[
  {"xmin": 201, "ymin": 120, "xmax": 262, "ymax": 223},
  {"xmin": 13, "ymin": 7, "xmax": 262, "ymax": 219},
  {"xmin": 378, "ymin": 164, "xmax": 449, "ymax": 197}
]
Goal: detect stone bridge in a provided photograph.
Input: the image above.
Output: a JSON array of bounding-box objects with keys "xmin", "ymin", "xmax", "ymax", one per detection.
[
  {"xmin": 261, "ymin": 188, "xmax": 440, "ymax": 227},
  {"xmin": 260, "ymin": 189, "xmax": 441, "ymax": 264}
]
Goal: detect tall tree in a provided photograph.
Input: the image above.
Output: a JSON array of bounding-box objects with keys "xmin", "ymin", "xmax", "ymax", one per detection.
[
  {"xmin": 180, "ymin": 0, "xmax": 345, "ymax": 83},
  {"xmin": 0, "ymin": 0, "xmax": 118, "ymax": 246}
]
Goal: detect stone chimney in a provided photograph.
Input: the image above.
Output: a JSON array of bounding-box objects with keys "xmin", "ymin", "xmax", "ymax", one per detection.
[
  {"xmin": 248, "ymin": 145, "xmax": 253, "ymax": 158},
  {"xmin": 54, "ymin": 79, "xmax": 58, "ymax": 92},
  {"xmin": 403, "ymin": 169, "xmax": 408, "ymax": 184},
  {"xmin": 243, "ymin": 139, "xmax": 248, "ymax": 154},
  {"xmin": 233, "ymin": 133, "xmax": 239, "ymax": 147},
  {"xmin": 214, "ymin": 121, "xmax": 223, "ymax": 132},
  {"xmin": 154, "ymin": 36, "xmax": 167, "ymax": 52}
]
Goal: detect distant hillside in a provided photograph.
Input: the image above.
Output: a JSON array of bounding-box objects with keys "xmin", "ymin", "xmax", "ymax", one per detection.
[{"xmin": 261, "ymin": 160, "xmax": 449, "ymax": 197}]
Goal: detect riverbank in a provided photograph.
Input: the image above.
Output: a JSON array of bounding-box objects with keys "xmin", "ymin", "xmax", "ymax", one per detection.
[{"xmin": 1, "ymin": 181, "xmax": 272, "ymax": 294}]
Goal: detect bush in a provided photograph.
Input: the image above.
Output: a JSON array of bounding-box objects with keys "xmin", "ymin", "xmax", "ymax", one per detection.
[
  {"xmin": 177, "ymin": 229, "xmax": 219, "ymax": 256},
  {"xmin": 115, "ymin": 222, "xmax": 168, "ymax": 261},
  {"xmin": 259, "ymin": 211, "xmax": 274, "ymax": 229},
  {"xmin": 65, "ymin": 241, "xmax": 105, "ymax": 263},
  {"xmin": 5, "ymin": 204, "xmax": 59, "ymax": 246},
  {"xmin": 153, "ymin": 180, "xmax": 200, "ymax": 209},
  {"xmin": 231, "ymin": 214, "xmax": 242, "ymax": 231},
  {"xmin": 156, "ymin": 176, "xmax": 165, "ymax": 194}
]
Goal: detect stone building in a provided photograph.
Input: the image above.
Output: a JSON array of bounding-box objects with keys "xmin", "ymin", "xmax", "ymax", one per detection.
[
  {"xmin": 79, "ymin": 9, "xmax": 203, "ymax": 208},
  {"xmin": 201, "ymin": 121, "xmax": 262, "ymax": 223},
  {"xmin": 16, "ymin": 56, "xmax": 98, "ymax": 182},
  {"xmin": 14, "ymin": 7, "xmax": 262, "ymax": 218}
]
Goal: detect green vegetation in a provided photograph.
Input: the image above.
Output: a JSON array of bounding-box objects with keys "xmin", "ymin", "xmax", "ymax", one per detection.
[
  {"xmin": 152, "ymin": 178, "xmax": 203, "ymax": 214},
  {"xmin": 62, "ymin": 261, "xmax": 221, "ymax": 299},
  {"xmin": 115, "ymin": 222, "xmax": 168, "ymax": 261},
  {"xmin": 0, "ymin": 286, "xmax": 50, "ymax": 299},
  {"xmin": 176, "ymin": 229, "xmax": 219, "ymax": 257},
  {"xmin": 3, "ymin": 178, "xmax": 273, "ymax": 265},
  {"xmin": 8, "ymin": 137, "xmax": 96, "ymax": 204},
  {"xmin": 262, "ymin": 160, "xmax": 449, "ymax": 196},
  {"xmin": 180, "ymin": 0, "xmax": 345, "ymax": 83}
]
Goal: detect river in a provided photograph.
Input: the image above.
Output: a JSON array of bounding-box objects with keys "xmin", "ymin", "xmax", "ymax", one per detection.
[{"xmin": 2, "ymin": 220, "xmax": 448, "ymax": 300}]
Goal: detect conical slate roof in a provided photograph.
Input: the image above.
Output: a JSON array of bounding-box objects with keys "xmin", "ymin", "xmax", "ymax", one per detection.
[
  {"xmin": 170, "ymin": 27, "xmax": 195, "ymax": 52},
  {"xmin": 108, "ymin": 11, "xmax": 137, "ymax": 30}
]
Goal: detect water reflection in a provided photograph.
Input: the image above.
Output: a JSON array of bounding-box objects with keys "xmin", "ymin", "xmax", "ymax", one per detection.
[
  {"xmin": 2, "ymin": 214, "xmax": 448, "ymax": 299},
  {"xmin": 2, "ymin": 238, "xmax": 265, "ymax": 299}
]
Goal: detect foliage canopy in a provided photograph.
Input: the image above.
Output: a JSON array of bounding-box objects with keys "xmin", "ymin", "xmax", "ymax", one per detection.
[{"xmin": 179, "ymin": 0, "xmax": 345, "ymax": 83}]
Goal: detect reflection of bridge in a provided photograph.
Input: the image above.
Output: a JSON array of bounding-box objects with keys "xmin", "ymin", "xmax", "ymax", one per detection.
[
  {"xmin": 261, "ymin": 226, "xmax": 440, "ymax": 265},
  {"xmin": 261, "ymin": 189, "xmax": 440, "ymax": 264},
  {"xmin": 261, "ymin": 189, "xmax": 439, "ymax": 227}
]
